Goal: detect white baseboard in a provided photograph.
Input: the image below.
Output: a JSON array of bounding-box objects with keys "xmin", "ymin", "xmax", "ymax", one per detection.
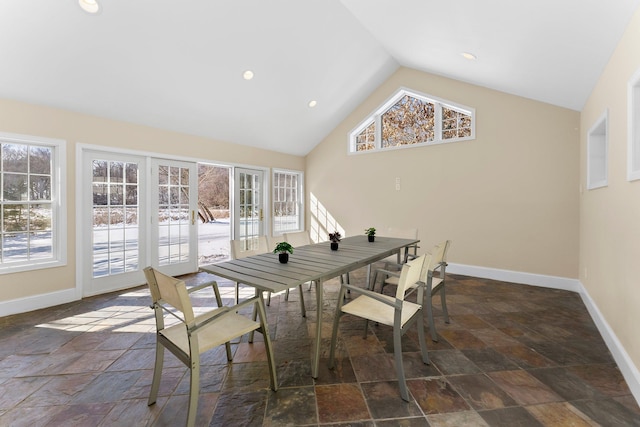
[
  {"xmin": 578, "ymin": 283, "xmax": 640, "ymax": 404},
  {"xmin": 448, "ymin": 262, "xmax": 640, "ymax": 405},
  {"xmin": 0, "ymin": 288, "xmax": 80, "ymax": 317},
  {"xmin": 447, "ymin": 263, "xmax": 582, "ymax": 292}
]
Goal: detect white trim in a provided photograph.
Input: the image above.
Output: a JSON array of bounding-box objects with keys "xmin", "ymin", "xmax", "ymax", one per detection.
[
  {"xmin": 448, "ymin": 262, "xmax": 640, "ymax": 404},
  {"xmin": 76, "ymin": 142, "xmax": 269, "ymax": 172},
  {"xmin": 0, "ymin": 132, "xmax": 67, "ymax": 275},
  {"xmin": 579, "ymin": 286, "xmax": 640, "ymax": 404},
  {"xmin": 0, "ymin": 287, "xmax": 80, "ymax": 317},
  {"xmin": 447, "ymin": 262, "xmax": 581, "ymax": 292},
  {"xmin": 628, "ymin": 67, "xmax": 640, "ymax": 182}
]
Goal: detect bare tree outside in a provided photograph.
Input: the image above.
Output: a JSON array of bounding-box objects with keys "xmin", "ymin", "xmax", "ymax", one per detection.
[
  {"xmin": 198, "ymin": 164, "xmax": 229, "ymax": 221},
  {"xmin": 198, "ymin": 164, "xmax": 230, "ymax": 264},
  {"xmin": 351, "ymin": 90, "xmax": 474, "ymax": 153}
]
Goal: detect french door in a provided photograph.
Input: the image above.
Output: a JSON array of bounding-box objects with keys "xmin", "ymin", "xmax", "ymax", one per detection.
[
  {"xmin": 82, "ymin": 151, "xmax": 148, "ymax": 295},
  {"xmin": 81, "ymin": 150, "xmax": 197, "ymax": 296},
  {"xmin": 233, "ymin": 168, "xmax": 265, "ymax": 245},
  {"xmin": 150, "ymin": 158, "xmax": 198, "ymax": 277}
]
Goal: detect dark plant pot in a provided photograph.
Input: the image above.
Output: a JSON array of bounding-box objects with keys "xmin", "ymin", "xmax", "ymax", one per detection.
[
  {"xmin": 279, "ymin": 253, "xmax": 289, "ymax": 264},
  {"xmin": 330, "ymin": 242, "xmax": 339, "ymax": 251},
  {"xmin": 368, "ymin": 235, "xmax": 375, "ymax": 242}
]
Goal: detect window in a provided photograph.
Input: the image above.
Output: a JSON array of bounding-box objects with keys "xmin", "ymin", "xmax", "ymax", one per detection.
[
  {"xmin": 0, "ymin": 133, "xmax": 66, "ymax": 274},
  {"xmin": 628, "ymin": 67, "xmax": 640, "ymax": 181},
  {"xmin": 349, "ymin": 88, "xmax": 475, "ymax": 153},
  {"xmin": 272, "ymin": 169, "xmax": 303, "ymax": 235},
  {"xmin": 587, "ymin": 110, "xmax": 608, "ymax": 190}
]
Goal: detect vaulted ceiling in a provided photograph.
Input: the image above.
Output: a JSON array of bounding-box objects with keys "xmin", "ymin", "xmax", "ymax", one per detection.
[{"xmin": 1, "ymin": 0, "xmax": 638, "ymax": 156}]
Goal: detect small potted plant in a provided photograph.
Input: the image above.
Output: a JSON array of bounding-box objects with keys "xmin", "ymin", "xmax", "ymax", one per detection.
[
  {"xmin": 329, "ymin": 231, "xmax": 341, "ymax": 250},
  {"xmin": 365, "ymin": 227, "xmax": 376, "ymax": 242},
  {"xmin": 273, "ymin": 242, "xmax": 293, "ymax": 263}
]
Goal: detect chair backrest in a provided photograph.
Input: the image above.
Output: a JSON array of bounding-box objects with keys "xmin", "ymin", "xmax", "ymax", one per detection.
[
  {"xmin": 396, "ymin": 254, "xmax": 429, "ymax": 300},
  {"xmin": 265, "ymin": 235, "xmax": 278, "ymax": 253},
  {"xmin": 144, "ymin": 267, "xmax": 195, "ymax": 324},
  {"xmin": 432, "ymin": 240, "xmax": 451, "ymax": 269},
  {"xmin": 230, "ymin": 235, "xmax": 269, "ymax": 259},
  {"xmin": 283, "ymin": 231, "xmax": 312, "ymax": 247},
  {"xmin": 431, "ymin": 240, "xmax": 450, "ymax": 264}
]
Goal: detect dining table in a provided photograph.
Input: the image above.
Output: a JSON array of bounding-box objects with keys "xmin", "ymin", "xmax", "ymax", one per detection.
[{"xmin": 199, "ymin": 234, "xmax": 420, "ymax": 378}]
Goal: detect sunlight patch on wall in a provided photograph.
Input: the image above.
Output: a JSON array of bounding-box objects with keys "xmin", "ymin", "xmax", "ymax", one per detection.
[{"xmin": 310, "ymin": 192, "xmax": 345, "ymax": 243}]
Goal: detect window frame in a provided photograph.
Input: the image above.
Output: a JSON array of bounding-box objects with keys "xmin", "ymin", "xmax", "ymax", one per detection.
[
  {"xmin": 271, "ymin": 168, "xmax": 304, "ymax": 237},
  {"xmin": 348, "ymin": 87, "xmax": 475, "ymax": 154},
  {"xmin": 0, "ymin": 132, "xmax": 67, "ymax": 274}
]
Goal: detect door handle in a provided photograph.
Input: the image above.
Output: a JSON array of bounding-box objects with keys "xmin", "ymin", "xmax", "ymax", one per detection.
[
  {"xmin": 191, "ymin": 210, "xmax": 195, "ymax": 225},
  {"xmin": 260, "ymin": 209, "xmax": 263, "ymax": 221}
]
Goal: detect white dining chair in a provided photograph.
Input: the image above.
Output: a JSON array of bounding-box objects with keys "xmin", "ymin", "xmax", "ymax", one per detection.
[
  {"xmin": 143, "ymin": 267, "xmax": 277, "ymax": 427},
  {"xmin": 372, "ymin": 240, "xmax": 451, "ymax": 342},
  {"xmin": 328, "ymin": 254, "xmax": 430, "ymax": 401}
]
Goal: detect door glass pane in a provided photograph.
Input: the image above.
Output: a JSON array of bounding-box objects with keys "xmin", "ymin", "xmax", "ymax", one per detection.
[
  {"xmin": 238, "ymin": 171, "xmax": 261, "ymax": 241},
  {"xmin": 157, "ymin": 163, "xmax": 192, "ymax": 267},
  {"xmin": 92, "ymin": 159, "xmax": 139, "ymax": 278}
]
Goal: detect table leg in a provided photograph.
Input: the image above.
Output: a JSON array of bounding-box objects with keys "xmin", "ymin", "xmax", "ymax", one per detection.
[{"xmin": 312, "ymin": 279, "xmax": 323, "ymax": 378}]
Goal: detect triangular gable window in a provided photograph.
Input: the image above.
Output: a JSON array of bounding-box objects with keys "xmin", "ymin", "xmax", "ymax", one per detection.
[{"xmin": 350, "ymin": 88, "xmax": 475, "ymax": 153}]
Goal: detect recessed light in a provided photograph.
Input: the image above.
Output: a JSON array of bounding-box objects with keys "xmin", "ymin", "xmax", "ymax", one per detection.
[
  {"xmin": 243, "ymin": 70, "xmax": 254, "ymax": 80},
  {"xmin": 79, "ymin": 0, "xmax": 100, "ymax": 14},
  {"xmin": 461, "ymin": 52, "xmax": 477, "ymax": 60},
  {"xmin": 308, "ymin": 100, "xmax": 317, "ymax": 108}
]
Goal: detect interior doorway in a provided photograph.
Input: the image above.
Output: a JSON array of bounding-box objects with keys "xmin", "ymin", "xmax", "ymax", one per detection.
[{"xmin": 197, "ymin": 163, "xmax": 231, "ymax": 265}]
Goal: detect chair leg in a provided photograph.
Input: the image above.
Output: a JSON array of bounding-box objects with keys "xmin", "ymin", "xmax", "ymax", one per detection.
[
  {"xmin": 148, "ymin": 342, "xmax": 164, "ymax": 406},
  {"xmin": 393, "ymin": 325, "xmax": 409, "ymax": 401},
  {"xmin": 224, "ymin": 341, "xmax": 233, "ymax": 361},
  {"xmin": 417, "ymin": 310, "xmax": 430, "ymax": 365},
  {"xmin": 266, "ymin": 291, "xmax": 272, "ymax": 306},
  {"xmin": 235, "ymin": 282, "xmax": 239, "ymax": 305},
  {"xmin": 370, "ymin": 270, "xmax": 380, "ymax": 292},
  {"xmin": 328, "ymin": 287, "xmax": 347, "ymax": 369},
  {"xmin": 339, "ymin": 274, "xmax": 350, "ymax": 298},
  {"xmin": 440, "ymin": 285, "xmax": 450, "ymax": 324},
  {"xmin": 255, "ymin": 292, "xmax": 278, "ymax": 391},
  {"xmin": 186, "ymin": 355, "xmax": 200, "ymax": 427},
  {"xmin": 426, "ymin": 291, "xmax": 438, "ymax": 342},
  {"xmin": 297, "ymin": 285, "xmax": 306, "ymax": 317}
]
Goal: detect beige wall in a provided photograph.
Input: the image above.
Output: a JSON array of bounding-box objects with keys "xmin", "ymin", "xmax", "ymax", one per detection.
[
  {"xmin": 0, "ymin": 98, "xmax": 303, "ymax": 303},
  {"xmin": 306, "ymin": 67, "xmax": 580, "ymax": 279},
  {"xmin": 580, "ymin": 8, "xmax": 640, "ymax": 370}
]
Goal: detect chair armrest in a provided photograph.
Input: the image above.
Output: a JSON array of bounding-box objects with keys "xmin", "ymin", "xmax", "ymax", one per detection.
[
  {"xmin": 191, "ymin": 293, "xmax": 264, "ymax": 331},
  {"xmin": 383, "ymin": 261, "xmax": 403, "ymax": 270},
  {"xmin": 343, "ymin": 284, "xmax": 398, "ymax": 307},
  {"xmin": 189, "ymin": 306, "xmax": 232, "ymax": 332},
  {"xmin": 375, "ymin": 269, "xmax": 401, "ymax": 278},
  {"xmin": 370, "ymin": 267, "xmax": 401, "ymax": 290},
  {"xmin": 187, "ymin": 280, "xmax": 217, "ymax": 294}
]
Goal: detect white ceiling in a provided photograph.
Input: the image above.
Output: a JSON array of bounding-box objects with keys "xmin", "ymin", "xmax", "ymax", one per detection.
[{"xmin": 0, "ymin": 0, "xmax": 638, "ymax": 156}]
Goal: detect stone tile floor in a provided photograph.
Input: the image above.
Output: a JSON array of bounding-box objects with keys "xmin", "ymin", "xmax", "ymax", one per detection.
[{"xmin": 1, "ymin": 264, "xmax": 639, "ymax": 426}]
